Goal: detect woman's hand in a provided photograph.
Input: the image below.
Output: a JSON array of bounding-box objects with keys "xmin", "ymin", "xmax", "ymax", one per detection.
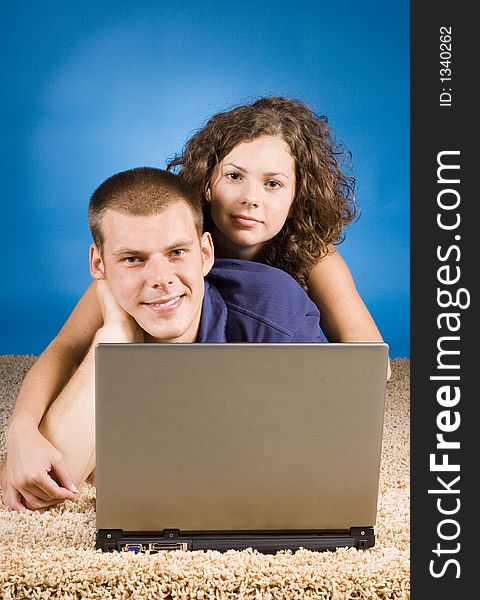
[{"xmin": 1, "ymin": 425, "xmax": 77, "ymax": 512}]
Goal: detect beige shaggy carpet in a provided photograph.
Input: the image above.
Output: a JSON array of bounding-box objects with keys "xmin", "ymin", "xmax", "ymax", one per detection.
[{"xmin": 0, "ymin": 355, "xmax": 410, "ymax": 599}]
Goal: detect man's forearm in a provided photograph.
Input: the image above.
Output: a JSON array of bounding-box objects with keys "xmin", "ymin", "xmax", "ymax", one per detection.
[
  {"xmin": 38, "ymin": 344, "xmax": 96, "ymax": 488},
  {"xmin": 37, "ymin": 323, "xmax": 140, "ymax": 489}
]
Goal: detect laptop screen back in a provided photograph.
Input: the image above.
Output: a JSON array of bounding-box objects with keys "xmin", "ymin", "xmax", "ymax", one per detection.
[{"xmin": 95, "ymin": 343, "xmax": 388, "ymax": 532}]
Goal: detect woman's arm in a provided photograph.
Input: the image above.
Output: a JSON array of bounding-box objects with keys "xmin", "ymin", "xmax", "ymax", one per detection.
[
  {"xmin": 2, "ymin": 281, "xmax": 103, "ymax": 511},
  {"xmin": 307, "ymin": 247, "xmax": 391, "ymax": 379},
  {"xmin": 8, "ymin": 282, "xmax": 102, "ymax": 430}
]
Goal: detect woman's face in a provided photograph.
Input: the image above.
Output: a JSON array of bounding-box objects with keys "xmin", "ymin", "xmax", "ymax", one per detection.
[{"xmin": 208, "ymin": 135, "xmax": 296, "ymax": 259}]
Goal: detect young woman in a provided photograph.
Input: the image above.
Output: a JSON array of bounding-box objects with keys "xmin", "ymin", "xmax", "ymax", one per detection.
[
  {"xmin": 168, "ymin": 96, "xmax": 381, "ymax": 345},
  {"xmin": 2, "ymin": 96, "xmax": 388, "ymax": 512}
]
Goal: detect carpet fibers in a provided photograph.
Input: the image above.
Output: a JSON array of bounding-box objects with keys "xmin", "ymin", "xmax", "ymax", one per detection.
[{"xmin": 0, "ymin": 356, "xmax": 410, "ymax": 599}]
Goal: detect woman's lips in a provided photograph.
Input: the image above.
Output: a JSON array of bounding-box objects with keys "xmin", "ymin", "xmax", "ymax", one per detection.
[
  {"xmin": 231, "ymin": 214, "xmax": 262, "ymax": 227},
  {"xmin": 142, "ymin": 295, "xmax": 184, "ymax": 315}
]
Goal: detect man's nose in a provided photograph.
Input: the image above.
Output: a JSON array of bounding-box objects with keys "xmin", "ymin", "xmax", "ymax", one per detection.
[{"xmin": 144, "ymin": 258, "xmax": 175, "ymax": 288}]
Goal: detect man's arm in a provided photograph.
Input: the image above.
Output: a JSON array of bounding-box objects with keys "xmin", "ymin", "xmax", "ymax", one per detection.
[
  {"xmin": 39, "ymin": 282, "xmax": 144, "ymax": 496},
  {"xmin": 37, "ymin": 341, "xmax": 96, "ymax": 489}
]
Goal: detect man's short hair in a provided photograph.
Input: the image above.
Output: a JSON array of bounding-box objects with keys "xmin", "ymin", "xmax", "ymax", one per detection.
[{"xmin": 88, "ymin": 167, "xmax": 203, "ymax": 249}]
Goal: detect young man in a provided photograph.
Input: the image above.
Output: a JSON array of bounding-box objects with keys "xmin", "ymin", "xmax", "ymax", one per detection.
[{"xmin": 1, "ymin": 167, "xmax": 324, "ymax": 512}]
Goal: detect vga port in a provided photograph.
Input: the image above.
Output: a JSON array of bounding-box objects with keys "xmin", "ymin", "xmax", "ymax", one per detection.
[{"xmin": 123, "ymin": 544, "xmax": 145, "ymax": 553}]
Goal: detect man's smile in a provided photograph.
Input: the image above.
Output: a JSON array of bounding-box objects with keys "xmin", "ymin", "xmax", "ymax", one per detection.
[{"xmin": 141, "ymin": 295, "xmax": 185, "ymax": 314}]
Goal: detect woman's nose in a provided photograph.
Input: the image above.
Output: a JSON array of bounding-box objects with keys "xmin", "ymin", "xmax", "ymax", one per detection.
[{"xmin": 240, "ymin": 182, "xmax": 260, "ymax": 208}]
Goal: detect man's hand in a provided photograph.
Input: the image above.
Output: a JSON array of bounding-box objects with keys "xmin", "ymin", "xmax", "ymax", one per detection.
[
  {"xmin": 96, "ymin": 280, "xmax": 144, "ymax": 342},
  {"xmin": 1, "ymin": 427, "xmax": 77, "ymax": 512}
]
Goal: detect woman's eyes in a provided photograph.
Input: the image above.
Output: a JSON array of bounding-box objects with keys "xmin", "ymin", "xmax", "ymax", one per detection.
[
  {"xmin": 265, "ymin": 180, "xmax": 282, "ymax": 189},
  {"xmin": 225, "ymin": 172, "xmax": 282, "ymax": 188},
  {"xmin": 225, "ymin": 171, "xmax": 242, "ymax": 181}
]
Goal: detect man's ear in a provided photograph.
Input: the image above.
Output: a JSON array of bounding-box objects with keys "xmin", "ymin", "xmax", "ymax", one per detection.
[
  {"xmin": 89, "ymin": 244, "xmax": 106, "ymax": 280},
  {"xmin": 200, "ymin": 232, "xmax": 215, "ymax": 276}
]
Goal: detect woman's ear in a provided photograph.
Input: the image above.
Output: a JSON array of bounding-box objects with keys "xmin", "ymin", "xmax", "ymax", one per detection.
[
  {"xmin": 205, "ymin": 186, "xmax": 211, "ymax": 202},
  {"xmin": 89, "ymin": 244, "xmax": 105, "ymax": 280}
]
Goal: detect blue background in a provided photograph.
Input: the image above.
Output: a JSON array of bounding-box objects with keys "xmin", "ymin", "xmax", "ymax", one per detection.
[{"xmin": 1, "ymin": 1, "xmax": 409, "ymax": 357}]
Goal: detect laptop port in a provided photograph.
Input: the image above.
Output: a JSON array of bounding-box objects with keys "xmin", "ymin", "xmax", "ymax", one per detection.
[
  {"xmin": 123, "ymin": 544, "xmax": 144, "ymax": 553},
  {"xmin": 148, "ymin": 542, "xmax": 188, "ymax": 552}
]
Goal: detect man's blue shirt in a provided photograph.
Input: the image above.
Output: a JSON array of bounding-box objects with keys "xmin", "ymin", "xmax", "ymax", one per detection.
[{"xmin": 198, "ymin": 259, "xmax": 326, "ymax": 343}]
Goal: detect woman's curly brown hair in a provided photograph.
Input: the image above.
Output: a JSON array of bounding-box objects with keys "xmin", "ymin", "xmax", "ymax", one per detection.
[{"xmin": 167, "ymin": 96, "xmax": 358, "ymax": 289}]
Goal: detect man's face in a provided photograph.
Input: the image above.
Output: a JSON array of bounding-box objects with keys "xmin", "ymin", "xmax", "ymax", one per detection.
[{"xmin": 90, "ymin": 202, "xmax": 214, "ymax": 343}]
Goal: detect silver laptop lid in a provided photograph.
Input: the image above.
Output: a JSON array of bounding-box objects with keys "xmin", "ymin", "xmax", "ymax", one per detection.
[{"xmin": 95, "ymin": 343, "xmax": 388, "ymax": 532}]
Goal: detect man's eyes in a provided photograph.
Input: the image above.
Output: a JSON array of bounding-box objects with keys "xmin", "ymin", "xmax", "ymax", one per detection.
[
  {"xmin": 123, "ymin": 256, "xmax": 142, "ymax": 265},
  {"xmin": 170, "ymin": 249, "xmax": 187, "ymax": 257},
  {"xmin": 121, "ymin": 250, "xmax": 187, "ymax": 264}
]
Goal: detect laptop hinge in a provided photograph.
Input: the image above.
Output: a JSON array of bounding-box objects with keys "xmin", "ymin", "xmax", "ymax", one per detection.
[
  {"xmin": 349, "ymin": 526, "xmax": 375, "ymax": 549},
  {"xmin": 162, "ymin": 528, "xmax": 181, "ymax": 539},
  {"xmin": 96, "ymin": 529, "xmax": 123, "ymax": 551}
]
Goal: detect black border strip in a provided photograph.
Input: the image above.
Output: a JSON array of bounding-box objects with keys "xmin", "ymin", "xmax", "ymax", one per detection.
[{"xmin": 411, "ymin": 2, "xmax": 475, "ymax": 596}]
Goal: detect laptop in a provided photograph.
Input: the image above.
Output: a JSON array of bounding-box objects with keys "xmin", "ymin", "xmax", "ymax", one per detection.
[{"xmin": 95, "ymin": 343, "xmax": 388, "ymax": 553}]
